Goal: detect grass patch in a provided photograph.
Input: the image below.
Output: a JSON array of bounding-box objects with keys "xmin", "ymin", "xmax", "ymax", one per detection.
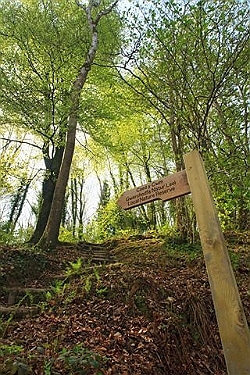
[{"xmin": 164, "ymin": 239, "xmax": 201, "ymax": 261}]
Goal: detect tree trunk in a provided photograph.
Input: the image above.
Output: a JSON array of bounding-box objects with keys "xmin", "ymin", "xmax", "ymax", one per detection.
[
  {"xmin": 238, "ymin": 197, "xmax": 249, "ymax": 231},
  {"xmin": 71, "ymin": 178, "xmax": 77, "ymax": 237},
  {"xmin": 7, "ymin": 184, "xmax": 23, "ymax": 232},
  {"xmin": 28, "ymin": 146, "xmax": 64, "ymax": 244},
  {"xmin": 38, "ymin": 83, "xmax": 83, "ymax": 248},
  {"xmin": 13, "ymin": 181, "xmax": 30, "ymax": 230},
  {"xmin": 61, "ymin": 192, "xmax": 69, "ymax": 228},
  {"xmin": 7, "ymin": 179, "xmax": 30, "ymax": 233},
  {"xmin": 142, "ymin": 149, "xmax": 157, "ymax": 229},
  {"xmin": 169, "ymin": 113, "xmax": 191, "ymax": 240},
  {"xmin": 107, "ymin": 157, "xmax": 118, "ymax": 194},
  {"xmin": 78, "ymin": 178, "xmax": 86, "ymax": 240},
  {"xmin": 125, "ymin": 161, "xmax": 150, "ymax": 227}
]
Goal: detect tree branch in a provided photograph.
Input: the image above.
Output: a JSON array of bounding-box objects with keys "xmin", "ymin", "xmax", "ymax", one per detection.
[
  {"xmin": 0, "ymin": 137, "xmax": 43, "ymax": 151},
  {"xmin": 95, "ymin": 0, "xmax": 119, "ymax": 24}
]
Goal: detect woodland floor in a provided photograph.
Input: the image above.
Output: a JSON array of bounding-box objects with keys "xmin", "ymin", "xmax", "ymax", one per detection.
[{"xmin": 0, "ymin": 233, "xmax": 249, "ymax": 375}]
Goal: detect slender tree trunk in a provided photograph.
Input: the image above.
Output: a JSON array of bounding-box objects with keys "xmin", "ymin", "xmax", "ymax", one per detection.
[
  {"xmin": 7, "ymin": 185, "xmax": 23, "ymax": 232},
  {"xmin": 7, "ymin": 179, "xmax": 30, "ymax": 233},
  {"xmin": 38, "ymin": 1, "xmax": 118, "ymax": 249},
  {"xmin": 143, "ymin": 151, "xmax": 157, "ymax": 229},
  {"xmin": 71, "ymin": 178, "xmax": 77, "ymax": 237},
  {"xmin": 157, "ymin": 122, "xmax": 169, "ymax": 176},
  {"xmin": 158, "ymin": 201, "xmax": 166, "ymax": 227},
  {"xmin": 78, "ymin": 178, "xmax": 85, "ymax": 240},
  {"xmin": 125, "ymin": 161, "xmax": 150, "ymax": 226},
  {"xmin": 107, "ymin": 157, "xmax": 118, "ymax": 194},
  {"xmin": 168, "ymin": 108, "xmax": 190, "ymax": 240},
  {"xmin": 13, "ymin": 181, "xmax": 30, "ymax": 230},
  {"xmin": 238, "ymin": 197, "xmax": 249, "ymax": 231},
  {"xmin": 61, "ymin": 192, "xmax": 69, "ymax": 228}
]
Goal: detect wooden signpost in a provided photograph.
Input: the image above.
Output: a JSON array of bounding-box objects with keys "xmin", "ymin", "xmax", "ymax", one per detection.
[
  {"xmin": 118, "ymin": 150, "xmax": 250, "ymax": 375},
  {"xmin": 118, "ymin": 170, "xmax": 190, "ymax": 209}
]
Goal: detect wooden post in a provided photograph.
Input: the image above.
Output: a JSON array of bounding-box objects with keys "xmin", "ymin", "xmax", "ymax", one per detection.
[{"xmin": 184, "ymin": 150, "xmax": 250, "ymax": 375}]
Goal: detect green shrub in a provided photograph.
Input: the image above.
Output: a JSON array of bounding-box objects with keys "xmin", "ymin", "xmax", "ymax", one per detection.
[
  {"xmin": 57, "ymin": 344, "xmax": 107, "ymax": 374},
  {"xmin": 0, "ymin": 344, "xmax": 23, "ymax": 356},
  {"xmin": 0, "ymin": 223, "xmax": 34, "ymax": 245},
  {"xmin": 65, "ymin": 258, "xmax": 83, "ymax": 276},
  {"xmin": 59, "ymin": 227, "xmax": 78, "ymax": 243},
  {"xmin": 84, "ymin": 198, "xmax": 147, "ymax": 242}
]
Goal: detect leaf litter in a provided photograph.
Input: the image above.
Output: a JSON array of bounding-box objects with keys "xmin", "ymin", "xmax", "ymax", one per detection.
[{"xmin": 0, "ymin": 235, "xmax": 249, "ymax": 374}]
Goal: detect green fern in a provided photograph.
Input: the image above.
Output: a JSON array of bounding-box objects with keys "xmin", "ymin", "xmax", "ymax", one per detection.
[{"xmin": 65, "ymin": 258, "xmax": 83, "ymax": 276}]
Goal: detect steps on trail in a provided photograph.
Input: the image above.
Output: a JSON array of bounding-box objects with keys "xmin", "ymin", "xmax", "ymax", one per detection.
[
  {"xmin": 75, "ymin": 243, "xmax": 117, "ymax": 263},
  {"xmin": 0, "ymin": 242, "xmax": 117, "ymax": 317},
  {"xmin": 83, "ymin": 256, "xmax": 115, "ymax": 263}
]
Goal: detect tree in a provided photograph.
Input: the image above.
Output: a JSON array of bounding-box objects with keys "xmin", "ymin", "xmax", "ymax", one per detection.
[
  {"xmin": 113, "ymin": 0, "xmax": 249, "ymax": 237},
  {"xmin": 38, "ymin": 0, "xmax": 119, "ymax": 248},
  {"xmin": 0, "ymin": 0, "xmax": 90, "ymax": 242},
  {"xmin": 0, "ymin": 0, "xmax": 120, "ymax": 245}
]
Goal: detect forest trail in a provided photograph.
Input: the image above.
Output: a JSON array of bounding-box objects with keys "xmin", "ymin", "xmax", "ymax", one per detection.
[
  {"xmin": 0, "ymin": 234, "xmax": 249, "ymax": 375},
  {"xmin": 0, "ymin": 241, "xmax": 117, "ymax": 315}
]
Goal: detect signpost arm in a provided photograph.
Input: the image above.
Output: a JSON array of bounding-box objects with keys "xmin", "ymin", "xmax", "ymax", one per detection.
[{"xmin": 184, "ymin": 150, "xmax": 250, "ymax": 375}]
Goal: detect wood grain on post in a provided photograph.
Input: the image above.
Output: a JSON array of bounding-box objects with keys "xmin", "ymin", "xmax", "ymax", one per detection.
[{"xmin": 184, "ymin": 150, "xmax": 250, "ymax": 375}]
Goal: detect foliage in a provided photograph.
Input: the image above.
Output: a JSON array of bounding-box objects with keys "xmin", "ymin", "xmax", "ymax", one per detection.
[
  {"xmin": 84, "ymin": 275, "xmax": 92, "ymax": 294},
  {"xmin": 50, "ymin": 280, "xmax": 67, "ymax": 297},
  {"xmin": 164, "ymin": 239, "xmax": 202, "ymax": 261},
  {"xmin": 0, "ymin": 344, "xmax": 23, "ymax": 356},
  {"xmin": 157, "ymin": 223, "xmax": 178, "ymax": 238},
  {"xmin": 96, "ymin": 286, "xmax": 108, "ymax": 297},
  {"xmin": 59, "ymin": 227, "xmax": 78, "ymax": 243},
  {"xmin": 85, "ymin": 198, "xmax": 147, "ymax": 241},
  {"xmin": 57, "ymin": 344, "xmax": 106, "ymax": 375},
  {"xmin": 228, "ymin": 251, "xmax": 241, "ymax": 271},
  {"xmin": 0, "ymin": 222, "xmax": 13, "ymax": 244},
  {"xmin": 66, "ymin": 258, "xmax": 83, "ymax": 276}
]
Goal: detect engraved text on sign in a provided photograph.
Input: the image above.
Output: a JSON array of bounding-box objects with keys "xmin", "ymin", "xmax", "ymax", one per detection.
[{"xmin": 118, "ymin": 170, "xmax": 191, "ymax": 210}]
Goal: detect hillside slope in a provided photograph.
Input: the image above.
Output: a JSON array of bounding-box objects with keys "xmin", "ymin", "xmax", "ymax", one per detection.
[{"xmin": 0, "ymin": 235, "xmax": 249, "ymax": 375}]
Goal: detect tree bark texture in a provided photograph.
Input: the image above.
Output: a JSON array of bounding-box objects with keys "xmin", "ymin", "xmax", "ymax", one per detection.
[{"xmin": 29, "ymin": 146, "xmax": 64, "ymax": 244}]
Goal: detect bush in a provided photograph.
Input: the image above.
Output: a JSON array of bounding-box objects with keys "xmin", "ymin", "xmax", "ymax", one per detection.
[
  {"xmin": 84, "ymin": 198, "xmax": 147, "ymax": 241},
  {"xmin": 0, "ymin": 222, "xmax": 34, "ymax": 245},
  {"xmin": 58, "ymin": 227, "xmax": 78, "ymax": 243},
  {"xmin": 45, "ymin": 344, "xmax": 107, "ymax": 375}
]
